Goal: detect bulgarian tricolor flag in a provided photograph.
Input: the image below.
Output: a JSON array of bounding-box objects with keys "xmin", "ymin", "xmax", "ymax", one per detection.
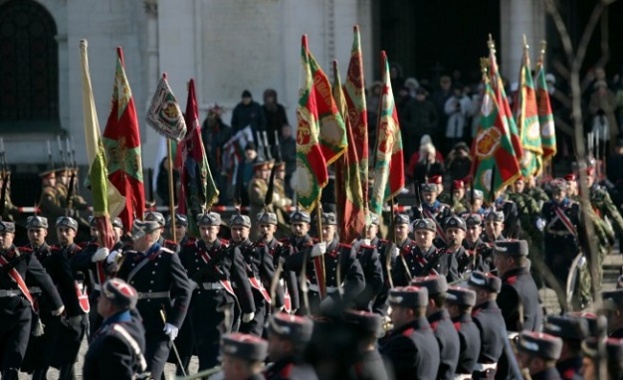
[
  {"xmin": 295, "ymin": 35, "xmax": 329, "ymax": 211},
  {"xmin": 514, "ymin": 41, "xmax": 543, "ymax": 177},
  {"xmin": 370, "ymin": 51, "xmax": 404, "ymax": 216},
  {"xmin": 79, "ymin": 40, "xmax": 124, "ymax": 249},
  {"xmin": 535, "ymin": 42, "xmax": 557, "ymax": 161},
  {"xmin": 103, "ymin": 47, "xmax": 145, "ymax": 229}
]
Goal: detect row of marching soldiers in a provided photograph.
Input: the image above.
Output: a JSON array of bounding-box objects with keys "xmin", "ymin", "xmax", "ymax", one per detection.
[{"xmin": 0, "ymin": 183, "xmax": 622, "ymax": 379}]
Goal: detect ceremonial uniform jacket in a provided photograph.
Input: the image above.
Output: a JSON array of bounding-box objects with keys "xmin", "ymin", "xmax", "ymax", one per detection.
[
  {"xmin": 393, "ymin": 239, "xmax": 458, "ymax": 286},
  {"xmin": 50, "ymin": 243, "xmax": 86, "ymax": 317},
  {"xmin": 274, "ymin": 235, "xmax": 316, "ymax": 311},
  {"xmin": 531, "ymin": 367, "xmax": 562, "ymax": 380},
  {"xmin": 371, "ymin": 237, "xmax": 394, "ymax": 315},
  {"xmin": 497, "ymin": 266, "xmax": 543, "ymax": 332},
  {"xmin": 542, "ymin": 198, "xmax": 580, "ymax": 239},
  {"xmin": 471, "ymin": 300, "xmax": 505, "ymax": 365},
  {"xmin": 452, "ymin": 313, "xmax": 481, "ymax": 374},
  {"xmin": 0, "ymin": 191, "xmax": 20, "ymax": 222},
  {"xmin": 157, "ymin": 236, "xmax": 179, "ymax": 253},
  {"xmin": 264, "ymin": 357, "xmax": 319, "ymax": 380},
  {"xmin": 179, "ymin": 238, "xmax": 255, "ymax": 314},
  {"xmin": 525, "ymin": 186, "xmax": 550, "ymax": 204},
  {"xmin": 353, "ymin": 241, "xmax": 384, "ymax": 311},
  {"xmin": 556, "ymin": 357, "xmax": 583, "ymax": 380},
  {"xmin": 237, "ymin": 238, "xmax": 278, "ymax": 307},
  {"xmin": 350, "ymin": 349, "xmax": 389, "ymax": 380},
  {"xmin": 116, "ymin": 243, "xmax": 191, "ymax": 333},
  {"xmin": 379, "ymin": 317, "xmax": 440, "ymax": 380},
  {"xmin": 258, "ymin": 237, "xmax": 287, "ymax": 309},
  {"xmin": 38, "ymin": 186, "xmax": 66, "ymax": 223},
  {"xmin": 462, "ymin": 238, "xmax": 493, "ymax": 273},
  {"xmin": 492, "ymin": 196, "xmax": 521, "ymax": 239},
  {"xmin": 83, "ymin": 310, "xmax": 147, "ymax": 380},
  {"xmin": 429, "ymin": 309, "xmax": 460, "ymax": 380},
  {"xmin": 590, "ymin": 185, "xmax": 623, "ymax": 238},
  {"xmin": 411, "ymin": 201, "xmax": 453, "ymax": 247}
]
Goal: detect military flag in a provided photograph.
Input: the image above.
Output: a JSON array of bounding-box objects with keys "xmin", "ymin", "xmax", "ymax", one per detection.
[
  {"xmin": 222, "ymin": 126, "xmax": 254, "ymax": 184},
  {"xmin": 296, "ymin": 35, "xmax": 329, "ymax": 211},
  {"xmin": 343, "ymin": 26, "xmax": 369, "ymax": 213},
  {"xmin": 472, "ymin": 69, "xmax": 522, "ymax": 195},
  {"xmin": 79, "ymin": 40, "xmax": 124, "ymax": 249},
  {"xmin": 102, "ymin": 47, "xmax": 145, "ymax": 230},
  {"xmin": 178, "ymin": 79, "xmax": 219, "ymax": 236},
  {"xmin": 370, "ymin": 51, "xmax": 404, "ymax": 216},
  {"xmin": 535, "ymin": 42, "xmax": 557, "ymax": 161},
  {"xmin": 333, "ymin": 60, "xmax": 365, "ymax": 243},
  {"xmin": 514, "ymin": 41, "xmax": 542, "ymax": 176}
]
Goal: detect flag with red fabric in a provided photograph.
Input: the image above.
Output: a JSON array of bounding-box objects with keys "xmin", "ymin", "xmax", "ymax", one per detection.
[
  {"xmin": 535, "ymin": 45, "xmax": 557, "ymax": 161},
  {"xmin": 102, "ymin": 47, "xmax": 145, "ymax": 229}
]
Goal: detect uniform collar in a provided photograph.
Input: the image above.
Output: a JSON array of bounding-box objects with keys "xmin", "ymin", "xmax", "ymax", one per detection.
[{"xmin": 102, "ymin": 310, "xmax": 132, "ymax": 327}]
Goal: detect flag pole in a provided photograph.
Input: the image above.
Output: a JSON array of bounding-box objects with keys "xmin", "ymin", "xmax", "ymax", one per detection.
[
  {"xmin": 167, "ymin": 139, "xmax": 177, "ymax": 242},
  {"xmin": 314, "ymin": 196, "xmax": 327, "ymax": 299}
]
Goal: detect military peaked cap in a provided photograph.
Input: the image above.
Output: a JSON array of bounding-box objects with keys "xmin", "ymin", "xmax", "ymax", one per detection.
[
  {"xmin": 388, "ymin": 286, "xmax": 428, "ymax": 308},
  {"xmin": 290, "ymin": 210, "xmax": 311, "ymax": 224},
  {"xmin": 412, "ymin": 218, "xmax": 435, "ymax": 232},
  {"xmin": 27, "ymin": 216, "xmax": 48, "ymax": 229},
  {"xmin": 257, "ymin": 211, "xmax": 278, "ymax": 225},
  {"xmin": 468, "ymin": 271, "xmax": 502, "ymax": 293},
  {"xmin": 144, "ymin": 211, "xmax": 165, "ymax": 227},
  {"xmin": 0, "ymin": 221, "xmax": 15, "ymax": 233},
  {"xmin": 485, "ymin": 211, "xmax": 505, "ymax": 223},
  {"xmin": 517, "ymin": 331, "xmax": 563, "ymax": 360},
  {"xmin": 464, "ymin": 214, "xmax": 483, "ymax": 227},
  {"xmin": 394, "ymin": 213, "xmax": 410, "ymax": 226},
  {"xmin": 445, "ymin": 215, "xmax": 466, "ymax": 231},
  {"xmin": 220, "ymin": 333, "xmax": 268, "ymax": 362},
  {"xmin": 268, "ymin": 313, "xmax": 313, "ymax": 344},
  {"xmin": 196, "ymin": 212, "xmax": 221, "ymax": 226},
  {"xmin": 229, "ymin": 214, "xmax": 252, "ymax": 228},
  {"xmin": 56, "ymin": 216, "xmax": 78, "ymax": 231},
  {"xmin": 493, "ymin": 240, "xmax": 528, "ymax": 257},
  {"xmin": 410, "ymin": 275, "xmax": 448, "ymax": 296}
]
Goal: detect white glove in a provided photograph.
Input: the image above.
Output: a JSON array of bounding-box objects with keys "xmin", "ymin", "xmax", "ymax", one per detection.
[
  {"xmin": 51, "ymin": 305, "xmax": 65, "ymax": 317},
  {"xmin": 362, "ymin": 239, "xmax": 371, "ymax": 246},
  {"xmin": 242, "ymin": 312, "xmax": 255, "ymax": 323},
  {"xmin": 91, "ymin": 247, "xmax": 109, "ymax": 263},
  {"xmin": 311, "ymin": 242, "xmax": 327, "ymax": 258},
  {"xmin": 536, "ymin": 218, "xmax": 546, "ymax": 231},
  {"xmin": 189, "ymin": 280, "xmax": 199, "ymax": 290},
  {"xmin": 163, "ymin": 323, "xmax": 179, "ymax": 341},
  {"xmin": 391, "ymin": 247, "xmax": 400, "ymax": 257},
  {"xmin": 105, "ymin": 249, "xmax": 121, "ymax": 264}
]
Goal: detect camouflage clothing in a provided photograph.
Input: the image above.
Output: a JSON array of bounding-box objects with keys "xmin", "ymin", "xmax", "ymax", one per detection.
[
  {"xmin": 590, "ymin": 185, "xmax": 623, "ymax": 238},
  {"xmin": 578, "ymin": 207, "xmax": 615, "ymax": 303},
  {"xmin": 525, "ymin": 186, "xmax": 549, "ymax": 204}
]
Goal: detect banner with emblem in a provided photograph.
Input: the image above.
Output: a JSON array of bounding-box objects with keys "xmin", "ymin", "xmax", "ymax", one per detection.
[
  {"xmin": 102, "ymin": 47, "xmax": 145, "ymax": 231},
  {"xmin": 296, "ymin": 35, "xmax": 329, "ymax": 211},
  {"xmin": 472, "ymin": 75, "xmax": 521, "ymax": 195},
  {"xmin": 79, "ymin": 40, "xmax": 123, "ymax": 250},
  {"xmin": 514, "ymin": 41, "xmax": 543, "ymax": 177},
  {"xmin": 146, "ymin": 74, "xmax": 187, "ymax": 142},
  {"xmin": 534, "ymin": 42, "xmax": 557, "ymax": 161},
  {"xmin": 370, "ymin": 51, "xmax": 404, "ymax": 216}
]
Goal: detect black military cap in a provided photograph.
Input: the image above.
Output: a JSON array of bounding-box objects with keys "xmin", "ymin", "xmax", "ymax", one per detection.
[
  {"xmin": 464, "ymin": 214, "xmax": 483, "ymax": 227},
  {"xmin": 267, "ymin": 313, "xmax": 313, "ymax": 344},
  {"xmin": 220, "ymin": 333, "xmax": 268, "ymax": 362},
  {"xmin": 166, "ymin": 214, "xmax": 188, "ymax": 228},
  {"xmin": 444, "ymin": 215, "xmax": 466, "ymax": 231},
  {"xmin": 229, "ymin": 214, "xmax": 251, "ymax": 228},
  {"xmin": 102, "ymin": 278, "xmax": 138, "ymax": 310},
  {"xmin": 582, "ymin": 337, "xmax": 623, "ymax": 362},
  {"xmin": 290, "ymin": 210, "xmax": 311, "ymax": 224},
  {"xmin": 344, "ymin": 309, "xmax": 383, "ymax": 338},
  {"xmin": 56, "ymin": 216, "xmax": 78, "ymax": 231},
  {"xmin": 468, "ymin": 271, "xmax": 502, "ymax": 293},
  {"xmin": 421, "ymin": 183, "xmax": 438, "ymax": 193},
  {"xmin": 601, "ymin": 289, "xmax": 623, "ymax": 311},
  {"xmin": 446, "ymin": 286, "xmax": 476, "ymax": 307},
  {"xmin": 410, "ymin": 275, "xmax": 448, "ymax": 296},
  {"xmin": 130, "ymin": 220, "xmax": 161, "ymax": 240},
  {"xmin": 257, "ymin": 211, "xmax": 278, "ymax": 225},
  {"xmin": 112, "ymin": 217, "xmax": 124, "ymax": 230},
  {"xmin": 493, "ymin": 240, "xmax": 528, "ymax": 257},
  {"xmin": 27, "ymin": 216, "xmax": 48, "ymax": 229},
  {"xmin": 393, "ymin": 213, "xmax": 410, "ymax": 226},
  {"xmin": 568, "ymin": 312, "xmax": 600, "ymax": 338},
  {"xmin": 517, "ymin": 331, "xmax": 563, "ymax": 360},
  {"xmin": 319, "ymin": 212, "xmax": 337, "ymax": 226},
  {"xmin": 369, "ymin": 213, "xmax": 380, "ymax": 226},
  {"xmin": 544, "ymin": 315, "xmax": 588, "ymax": 341},
  {"xmin": 88, "ymin": 215, "xmax": 98, "ymax": 228},
  {"xmin": 144, "ymin": 211, "xmax": 165, "ymax": 227},
  {"xmin": 412, "ymin": 218, "xmax": 436, "ymax": 232},
  {"xmin": 388, "ymin": 286, "xmax": 429, "ymax": 308},
  {"xmin": 550, "ymin": 179, "xmax": 568, "ymax": 192},
  {"xmin": 485, "ymin": 211, "xmax": 505, "ymax": 223},
  {"xmin": 617, "ymin": 275, "xmax": 623, "ymax": 289},
  {"xmin": 0, "ymin": 221, "xmax": 15, "ymax": 233},
  {"xmin": 196, "ymin": 212, "xmax": 221, "ymax": 226}
]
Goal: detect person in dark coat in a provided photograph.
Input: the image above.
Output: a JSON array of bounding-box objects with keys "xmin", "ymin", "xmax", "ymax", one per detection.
[
  {"xmin": 367, "ymin": 214, "xmax": 394, "ymax": 316},
  {"xmin": 0, "ymin": 221, "xmax": 64, "ymax": 380},
  {"xmin": 515, "ymin": 331, "xmax": 563, "ymax": 380},
  {"xmin": 580, "ymin": 336, "xmax": 623, "ymax": 380},
  {"xmin": 220, "ymin": 333, "xmax": 268, "ymax": 380},
  {"xmin": 411, "ymin": 183, "xmax": 453, "ymax": 251},
  {"xmin": 107, "ymin": 219, "xmax": 191, "ymax": 379},
  {"xmin": 543, "ymin": 315, "xmax": 587, "ymax": 380},
  {"xmin": 446, "ymin": 286, "xmax": 481, "ymax": 376},
  {"xmin": 156, "ymin": 156, "xmax": 179, "ymax": 206},
  {"xmin": 402, "ymin": 88, "xmax": 439, "ymax": 161},
  {"xmin": 493, "ymin": 240, "xmax": 543, "ymax": 332},
  {"xmin": 262, "ymin": 89, "xmax": 289, "ymax": 146},
  {"xmin": 201, "ymin": 104, "xmax": 232, "ymax": 194},
  {"xmin": 410, "ymin": 275, "xmax": 460, "ymax": 380},
  {"xmin": 379, "ymin": 286, "xmax": 440, "ymax": 380},
  {"xmin": 264, "ymin": 313, "xmax": 317, "ymax": 380},
  {"xmin": 352, "ymin": 233, "xmax": 384, "ymax": 312},
  {"xmin": 83, "ymin": 278, "xmax": 147, "ymax": 380},
  {"xmin": 279, "ymin": 125, "xmax": 296, "ymax": 198},
  {"xmin": 462, "ymin": 214, "xmax": 493, "ymax": 273},
  {"xmin": 344, "ymin": 309, "xmax": 389, "ymax": 380},
  {"xmin": 231, "ymin": 89, "xmax": 265, "ymax": 135}
]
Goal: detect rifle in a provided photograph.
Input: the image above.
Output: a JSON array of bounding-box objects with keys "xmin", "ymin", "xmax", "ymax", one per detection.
[
  {"xmin": 147, "ymin": 168, "xmax": 155, "ymax": 205},
  {"xmin": 489, "ymin": 169, "xmax": 496, "ymax": 208},
  {"xmin": 414, "ymin": 181, "xmax": 423, "ymax": 215},
  {"xmin": 419, "ymin": 250, "xmax": 444, "ymax": 275},
  {"xmin": 66, "ymin": 169, "xmax": 77, "ymax": 214},
  {"xmin": 190, "ymin": 242, "xmax": 238, "ymax": 283},
  {"xmin": 0, "ymin": 173, "xmax": 8, "ymax": 221},
  {"xmin": 57, "ymin": 135, "xmax": 67, "ymax": 168},
  {"xmin": 262, "ymin": 131, "xmax": 271, "ymax": 161}
]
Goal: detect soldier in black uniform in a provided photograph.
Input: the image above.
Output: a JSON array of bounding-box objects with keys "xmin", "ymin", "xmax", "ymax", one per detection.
[
  {"xmin": 264, "ymin": 313, "xmax": 317, "ymax": 380},
  {"xmin": 446, "ymin": 286, "xmax": 481, "ymax": 377},
  {"xmin": 284, "ymin": 212, "xmax": 365, "ymax": 316},
  {"xmin": 467, "ymin": 271, "xmax": 506, "ymax": 379},
  {"xmin": 220, "ymin": 333, "xmax": 268, "ymax": 380},
  {"xmin": 343, "ymin": 309, "xmax": 388, "ymax": 380},
  {"xmin": 368, "ymin": 213, "xmax": 394, "ymax": 316},
  {"xmin": 83, "ymin": 278, "xmax": 147, "ymax": 379},
  {"xmin": 412, "ymin": 183, "xmax": 453, "ymax": 247},
  {"xmin": 543, "ymin": 315, "xmax": 587, "ymax": 380},
  {"xmin": 144, "ymin": 211, "xmax": 179, "ymax": 252},
  {"xmin": 178, "ymin": 212, "xmax": 254, "ymax": 370},
  {"xmin": 166, "ymin": 213, "xmax": 190, "ymax": 246},
  {"xmin": 379, "ymin": 286, "xmax": 440, "ymax": 380},
  {"xmin": 230, "ymin": 214, "xmax": 273, "ymax": 336},
  {"xmin": 442, "ymin": 215, "xmax": 476, "ymax": 277},
  {"xmin": 482, "ymin": 211, "xmax": 507, "ymax": 244},
  {"xmin": 490, "ymin": 190, "xmax": 521, "ymax": 239},
  {"xmin": 580, "ymin": 336, "xmax": 623, "ymax": 380},
  {"xmin": 0, "ymin": 221, "xmax": 64, "ymax": 380},
  {"xmin": 352, "ymin": 224, "xmax": 384, "ymax": 312},
  {"xmin": 391, "ymin": 215, "xmax": 425, "ymax": 286},
  {"xmin": 256, "ymin": 212, "xmax": 288, "ymax": 313},
  {"xmin": 462, "ymin": 214, "xmax": 493, "ymax": 273},
  {"xmin": 602, "ymin": 289, "xmax": 623, "ymax": 338},
  {"xmin": 22, "ymin": 216, "xmax": 84, "ymax": 380},
  {"xmin": 515, "ymin": 331, "xmax": 563, "ymax": 380},
  {"xmin": 464, "ymin": 189, "xmax": 487, "ymax": 217},
  {"xmin": 51, "ymin": 216, "xmax": 89, "ymax": 380},
  {"xmin": 410, "ymin": 275, "xmax": 460, "ymax": 380},
  {"xmin": 493, "ymin": 240, "xmax": 543, "ymax": 332},
  {"xmin": 108, "ymin": 219, "xmax": 191, "ymax": 379}
]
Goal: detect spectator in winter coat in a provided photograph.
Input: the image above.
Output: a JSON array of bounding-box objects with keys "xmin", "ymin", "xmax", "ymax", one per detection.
[
  {"xmin": 403, "ymin": 88, "xmax": 439, "ymax": 161},
  {"xmin": 231, "ymin": 89, "xmax": 265, "ymax": 136},
  {"xmin": 443, "ymin": 85, "xmax": 472, "ymax": 151},
  {"xmin": 261, "ymin": 89, "xmax": 289, "ymax": 146}
]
